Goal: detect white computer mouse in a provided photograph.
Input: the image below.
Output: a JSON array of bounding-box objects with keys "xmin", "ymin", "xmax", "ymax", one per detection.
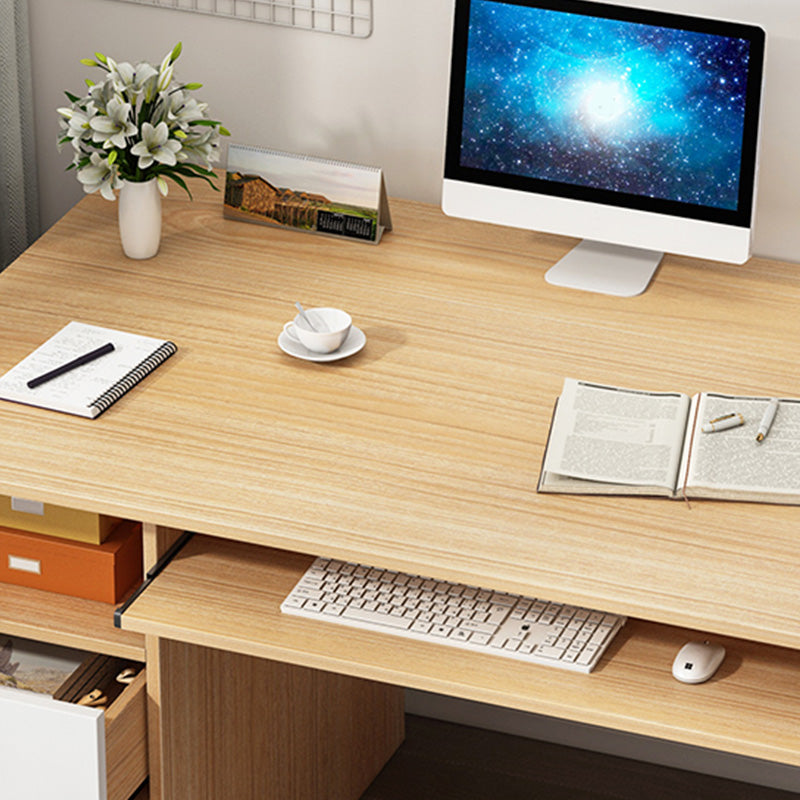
[{"xmin": 672, "ymin": 640, "xmax": 726, "ymax": 684}]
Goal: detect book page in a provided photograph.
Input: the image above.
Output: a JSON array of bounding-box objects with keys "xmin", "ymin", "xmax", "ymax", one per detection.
[
  {"xmin": 685, "ymin": 394, "xmax": 800, "ymax": 496},
  {"xmin": 543, "ymin": 379, "xmax": 690, "ymax": 490}
]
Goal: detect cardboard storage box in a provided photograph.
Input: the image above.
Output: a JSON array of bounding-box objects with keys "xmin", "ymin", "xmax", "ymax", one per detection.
[
  {"xmin": 0, "ymin": 495, "xmax": 120, "ymax": 544},
  {"xmin": 0, "ymin": 519, "xmax": 142, "ymax": 603}
]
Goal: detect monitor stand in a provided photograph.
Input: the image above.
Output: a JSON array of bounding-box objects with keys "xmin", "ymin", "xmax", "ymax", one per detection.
[{"xmin": 544, "ymin": 240, "xmax": 663, "ymax": 297}]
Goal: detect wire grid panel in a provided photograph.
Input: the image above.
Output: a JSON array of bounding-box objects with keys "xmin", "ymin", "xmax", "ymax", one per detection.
[{"xmin": 105, "ymin": 0, "xmax": 373, "ymax": 37}]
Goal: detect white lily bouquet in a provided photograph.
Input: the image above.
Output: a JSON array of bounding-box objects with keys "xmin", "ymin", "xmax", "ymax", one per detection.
[{"xmin": 58, "ymin": 43, "xmax": 230, "ymax": 200}]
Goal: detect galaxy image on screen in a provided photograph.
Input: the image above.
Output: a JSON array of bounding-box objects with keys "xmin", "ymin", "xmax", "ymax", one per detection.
[{"xmin": 460, "ymin": 1, "xmax": 752, "ymax": 211}]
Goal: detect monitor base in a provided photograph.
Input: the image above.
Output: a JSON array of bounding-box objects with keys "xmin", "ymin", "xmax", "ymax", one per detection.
[{"xmin": 545, "ymin": 240, "xmax": 664, "ymax": 297}]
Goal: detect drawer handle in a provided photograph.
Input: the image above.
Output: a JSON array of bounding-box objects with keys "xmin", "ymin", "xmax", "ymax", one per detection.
[
  {"xmin": 116, "ymin": 667, "xmax": 138, "ymax": 685},
  {"xmin": 77, "ymin": 688, "xmax": 108, "ymax": 708},
  {"xmin": 8, "ymin": 554, "xmax": 41, "ymax": 574}
]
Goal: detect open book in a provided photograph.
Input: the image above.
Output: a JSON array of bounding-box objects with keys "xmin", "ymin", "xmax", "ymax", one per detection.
[{"xmin": 538, "ymin": 378, "xmax": 800, "ymax": 504}]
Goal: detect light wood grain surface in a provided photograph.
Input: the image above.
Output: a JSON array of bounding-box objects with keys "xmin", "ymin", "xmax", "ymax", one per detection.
[
  {"xmin": 122, "ymin": 534, "xmax": 800, "ymax": 767},
  {"xmin": 105, "ymin": 670, "xmax": 148, "ymax": 800},
  {"xmin": 0, "ymin": 582, "xmax": 144, "ymax": 659},
  {"xmin": 1, "ymin": 181, "xmax": 799, "ymax": 650},
  {"xmin": 154, "ymin": 638, "xmax": 404, "ymax": 800}
]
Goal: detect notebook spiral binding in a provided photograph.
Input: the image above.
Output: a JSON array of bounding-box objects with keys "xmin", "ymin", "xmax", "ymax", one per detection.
[{"xmin": 89, "ymin": 341, "xmax": 177, "ymax": 415}]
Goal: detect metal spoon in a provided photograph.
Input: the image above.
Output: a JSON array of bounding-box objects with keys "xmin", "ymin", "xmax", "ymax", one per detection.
[{"xmin": 294, "ymin": 302, "xmax": 320, "ymax": 332}]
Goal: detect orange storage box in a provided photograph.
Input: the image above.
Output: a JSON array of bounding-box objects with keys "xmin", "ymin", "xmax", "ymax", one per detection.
[
  {"xmin": 0, "ymin": 495, "xmax": 120, "ymax": 544},
  {"xmin": 0, "ymin": 519, "xmax": 142, "ymax": 603}
]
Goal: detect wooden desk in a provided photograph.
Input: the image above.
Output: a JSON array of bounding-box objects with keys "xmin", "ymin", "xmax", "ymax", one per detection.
[{"xmin": 0, "ymin": 183, "xmax": 798, "ymax": 798}]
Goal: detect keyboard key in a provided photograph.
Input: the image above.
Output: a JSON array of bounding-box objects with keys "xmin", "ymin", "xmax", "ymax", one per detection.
[
  {"xmin": 412, "ymin": 621, "xmax": 433, "ymax": 634},
  {"xmin": 536, "ymin": 645, "xmax": 566, "ymax": 659},
  {"xmin": 342, "ymin": 606, "xmax": 412, "ymax": 629}
]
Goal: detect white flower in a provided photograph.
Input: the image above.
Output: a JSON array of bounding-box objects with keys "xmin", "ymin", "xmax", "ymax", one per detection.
[
  {"xmin": 57, "ymin": 106, "xmax": 96, "ymax": 141},
  {"xmin": 131, "ymin": 62, "xmax": 158, "ymax": 95},
  {"xmin": 87, "ymin": 79, "xmax": 118, "ymax": 114},
  {"xmin": 105, "ymin": 60, "xmax": 159, "ymax": 101},
  {"xmin": 106, "ymin": 58, "xmax": 136, "ymax": 94},
  {"xmin": 156, "ymin": 51, "xmax": 174, "ymax": 93},
  {"xmin": 130, "ymin": 121, "xmax": 182, "ymax": 168},
  {"xmin": 140, "ymin": 72, "xmax": 160, "ymax": 103},
  {"xmin": 176, "ymin": 126, "xmax": 220, "ymax": 167},
  {"xmin": 77, "ymin": 152, "xmax": 121, "ymax": 201},
  {"xmin": 89, "ymin": 97, "xmax": 137, "ymax": 149},
  {"xmin": 163, "ymin": 91, "xmax": 207, "ymax": 129}
]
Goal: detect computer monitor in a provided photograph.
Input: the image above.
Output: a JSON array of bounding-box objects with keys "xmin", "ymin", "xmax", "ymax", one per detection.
[{"xmin": 442, "ymin": 0, "xmax": 766, "ymax": 296}]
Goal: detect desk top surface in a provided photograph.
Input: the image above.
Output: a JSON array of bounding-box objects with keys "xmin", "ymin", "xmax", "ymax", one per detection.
[{"xmin": 1, "ymin": 183, "xmax": 798, "ymax": 648}]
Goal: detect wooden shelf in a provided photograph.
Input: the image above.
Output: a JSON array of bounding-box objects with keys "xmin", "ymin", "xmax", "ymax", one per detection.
[
  {"xmin": 120, "ymin": 534, "xmax": 800, "ymax": 767},
  {"xmin": 0, "ymin": 581, "xmax": 145, "ymax": 660}
]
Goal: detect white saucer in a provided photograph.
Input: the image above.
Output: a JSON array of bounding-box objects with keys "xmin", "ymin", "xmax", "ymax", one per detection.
[{"xmin": 278, "ymin": 325, "xmax": 366, "ymax": 362}]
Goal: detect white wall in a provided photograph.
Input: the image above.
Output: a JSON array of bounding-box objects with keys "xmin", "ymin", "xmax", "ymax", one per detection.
[
  {"xmin": 27, "ymin": 0, "xmax": 800, "ymax": 263},
  {"xmin": 28, "ymin": 0, "xmax": 453, "ymax": 233}
]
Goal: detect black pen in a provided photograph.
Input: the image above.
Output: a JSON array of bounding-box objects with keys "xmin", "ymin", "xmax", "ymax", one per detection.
[{"xmin": 26, "ymin": 342, "xmax": 115, "ymax": 389}]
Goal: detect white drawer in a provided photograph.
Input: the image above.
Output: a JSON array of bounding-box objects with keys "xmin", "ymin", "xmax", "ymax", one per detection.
[{"xmin": 0, "ymin": 660, "xmax": 146, "ymax": 800}]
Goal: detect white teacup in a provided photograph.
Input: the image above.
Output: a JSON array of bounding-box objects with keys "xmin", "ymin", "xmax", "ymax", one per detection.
[{"xmin": 283, "ymin": 307, "xmax": 352, "ymax": 354}]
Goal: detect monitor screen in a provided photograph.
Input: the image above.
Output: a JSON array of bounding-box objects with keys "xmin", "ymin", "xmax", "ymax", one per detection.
[{"xmin": 443, "ymin": 0, "xmax": 766, "ymax": 294}]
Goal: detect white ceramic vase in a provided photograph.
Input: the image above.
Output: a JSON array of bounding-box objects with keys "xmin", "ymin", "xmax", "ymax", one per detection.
[{"xmin": 118, "ymin": 179, "xmax": 162, "ymax": 259}]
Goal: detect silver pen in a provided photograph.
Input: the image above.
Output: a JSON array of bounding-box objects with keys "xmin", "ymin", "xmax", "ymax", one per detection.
[
  {"xmin": 756, "ymin": 398, "xmax": 779, "ymax": 442},
  {"xmin": 701, "ymin": 412, "xmax": 744, "ymax": 433}
]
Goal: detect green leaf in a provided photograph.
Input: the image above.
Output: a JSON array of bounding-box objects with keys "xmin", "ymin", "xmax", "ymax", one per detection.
[
  {"xmin": 64, "ymin": 91, "xmax": 82, "ymax": 103},
  {"xmin": 183, "ymin": 82, "xmax": 203, "ymax": 91},
  {"xmin": 94, "ymin": 51, "xmax": 108, "ymax": 65},
  {"xmin": 176, "ymin": 163, "xmax": 215, "ymax": 176},
  {"xmin": 79, "ymin": 58, "xmax": 98, "ymax": 67},
  {"xmin": 169, "ymin": 166, "xmax": 219, "ymax": 191},
  {"xmin": 219, "ymin": 126, "xmax": 231, "ymax": 137},
  {"xmin": 170, "ymin": 42, "xmax": 183, "ymax": 64},
  {"xmin": 67, "ymin": 156, "xmax": 91, "ymax": 172},
  {"xmin": 165, "ymin": 171, "xmax": 192, "ymax": 199}
]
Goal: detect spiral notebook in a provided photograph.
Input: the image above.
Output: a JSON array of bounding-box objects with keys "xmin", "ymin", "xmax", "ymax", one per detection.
[{"xmin": 0, "ymin": 321, "xmax": 177, "ymax": 418}]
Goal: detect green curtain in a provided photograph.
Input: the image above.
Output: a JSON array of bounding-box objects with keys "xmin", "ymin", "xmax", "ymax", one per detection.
[{"xmin": 0, "ymin": 0, "xmax": 40, "ymax": 270}]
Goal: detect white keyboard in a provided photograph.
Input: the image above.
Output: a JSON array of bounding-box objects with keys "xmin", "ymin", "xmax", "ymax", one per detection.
[{"xmin": 281, "ymin": 557, "xmax": 626, "ymax": 673}]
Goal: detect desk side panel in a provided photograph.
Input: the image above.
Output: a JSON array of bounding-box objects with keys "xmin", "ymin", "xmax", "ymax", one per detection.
[{"xmin": 153, "ymin": 638, "xmax": 404, "ymax": 800}]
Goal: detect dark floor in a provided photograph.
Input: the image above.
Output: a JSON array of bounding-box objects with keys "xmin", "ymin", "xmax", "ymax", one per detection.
[
  {"xmin": 361, "ymin": 715, "xmax": 799, "ymax": 800},
  {"xmin": 129, "ymin": 714, "xmax": 799, "ymax": 799}
]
